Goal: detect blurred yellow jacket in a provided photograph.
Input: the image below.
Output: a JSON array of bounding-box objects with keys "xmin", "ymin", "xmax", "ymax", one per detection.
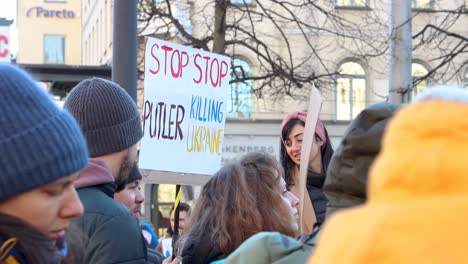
[{"xmin": 309, "ymin": 101, "xmax": 468, "ymax": 264}]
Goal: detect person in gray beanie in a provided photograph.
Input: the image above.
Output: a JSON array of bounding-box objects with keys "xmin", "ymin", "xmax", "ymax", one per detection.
[
  {"xmin": 0, "ymin": 64, "xmax": 88, "ymax": 263},
  {"xmin": 64, "ymin": 78, "xmax": 147, "ymax": 264}
]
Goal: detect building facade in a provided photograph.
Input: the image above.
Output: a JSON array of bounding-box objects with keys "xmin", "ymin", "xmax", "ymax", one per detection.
[
  {"xmin": 84, "ymin": 0, "xmax": 468, "ymax": 152},
  {"xmin": 16, "ymin": 0, "xmax": 81, "ymax": 65},
  {"xmin": 82, "ymin": 0, "xmax": 112, "ymax": 65},
  {"xmin": 82, "ymin": 0, "xmax": 468, "ymax": 230}
]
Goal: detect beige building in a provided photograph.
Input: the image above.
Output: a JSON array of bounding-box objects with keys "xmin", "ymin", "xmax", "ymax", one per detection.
[
  {"xmin": 82, "ymin": 0, "xmax": 468, "ymax": 231},
  {"xmin": 82, "ymin": 0, "xmax": 468, "ymax": 156},
  {"xmin": 82, "ymin": 0, "xmax": 112, "ymax": 65},
  {"xmin": 16, "ymin": 0, "xmax": 81, "ymax": 65}
]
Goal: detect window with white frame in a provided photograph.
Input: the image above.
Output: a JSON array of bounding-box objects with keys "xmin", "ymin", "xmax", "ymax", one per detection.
[
  {"xmin": 412, "ymin": 0, "xmax": 432, "ymax": 9},
  {"xmin": 412, "ymin": 62, "xmax": 429, "ymax": 97},
  {"xmin": 44, "ymin": 35, "xmax": 65, "ymax": 64},
  {"xmin": 336, "ymin": 61, "xmax": 367, "ymax": 121},
  {"xmin": 228, "ymin": 58, "xmax": 253, "ymax": 118},
  {"xmin": 336, "ymin": 0, "xmax": 367, "ymax": 8}
]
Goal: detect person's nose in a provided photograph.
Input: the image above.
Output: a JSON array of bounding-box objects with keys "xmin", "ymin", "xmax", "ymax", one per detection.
[
  {"xmin": 292, "ymin": 140, "xmax": 302, "ymax": 152},
  {"xmin": 61, "ymin": 187, "xmax": 84, "ymax": 219},
  {"xmin": 288, "ymin": 191, "xmax": 300, "ymax": 207},
  {"xmin": 135, "ymin": 190, "xmax": 144, "ymax": 204}
]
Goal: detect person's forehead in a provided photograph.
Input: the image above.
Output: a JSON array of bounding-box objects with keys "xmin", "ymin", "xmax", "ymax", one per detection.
[
  {"xmin": 171, "ymin": 210, "xmax": 188, "ymax": 218},
  {"xmin": 288, "ymin": 124, "xmax": 304, "ymax": 138}
]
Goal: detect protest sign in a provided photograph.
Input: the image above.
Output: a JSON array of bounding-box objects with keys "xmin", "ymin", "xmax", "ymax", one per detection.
[
  {"xmin": 289, "ymin": 85, "xmax": 322, "ymax": 233},
  {"xmin": 139, "ymin": 37, "xmax": 231, "ymax": 184},
  {"xmin": 0, "ymin": 26, "xmax": 11, "ymax": 63}
]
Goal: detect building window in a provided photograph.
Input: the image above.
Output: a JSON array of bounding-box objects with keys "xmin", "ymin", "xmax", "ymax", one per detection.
[
  {"xmin": 228, "ymin": 58, "xmax": 253, "ymax": 118},
  {"xmin": 44, "ymin": 35, "xmax": 65, "ymax": 64},
  {"xmin": 464, "ymin": 68, "xmax": 468, "ymax": 89},
  {"xmin": 336, "ymin": 61, "xmax": 367, "ymax": 121},
  {"xmin": 412, "ymin": 62, "xmax": 429, "ymax": 97},
  {"xmin": 336, "ymin": 0, "xmax": 367, "ymax": 8},
  {"xmin": 230, "ymin": 0, "xmax": 255, "ymax": 5},
  {"xmin": 412, "ymin": 0, "xmax": 432, "ymax": 9}
]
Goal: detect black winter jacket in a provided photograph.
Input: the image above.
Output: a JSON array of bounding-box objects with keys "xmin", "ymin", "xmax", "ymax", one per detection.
[
  {"xmin": 307, "ymin": 171, "xmax": 327, "ymax": 226},
  {"xmin": 69, "ymin": 183, "xmax": 148, "ymax": 264}
]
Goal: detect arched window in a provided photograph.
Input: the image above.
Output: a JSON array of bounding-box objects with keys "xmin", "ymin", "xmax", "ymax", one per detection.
[
  {"xmin": 228, "ymin": 57, "xmax": 253, "ymax": 118},
  {"xmin": 412, "ymin": 62, "xmax": 429, "ymax": 97},
  {"xmin": 336, "ymin": 61, "xmax": 367, "ymax": 121}
]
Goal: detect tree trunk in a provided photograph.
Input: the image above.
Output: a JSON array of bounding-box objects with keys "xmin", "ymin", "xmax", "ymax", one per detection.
[{"xmin": 212, "ymin": 0, "xmax": 227, "ymax": 54}]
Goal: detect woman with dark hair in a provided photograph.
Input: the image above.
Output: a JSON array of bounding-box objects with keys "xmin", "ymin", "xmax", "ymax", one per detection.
[
  {"xmin": 181, "ymin": 152, "xmax": 300, "ymax": 263},
  {"xmin": 280, "ymin": 111, "xmax": 334, "ymax": 226}
]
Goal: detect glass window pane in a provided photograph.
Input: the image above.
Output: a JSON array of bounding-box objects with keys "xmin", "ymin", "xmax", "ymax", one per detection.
[
  {"xmin": 338, "ymin": 62, "xmax": 365, "ymax": 75},
  {"xmin": 415, "ymin": 80, "xmax": 428, "ymax": 95},
  {"xmin": 44, "ymin": 35, "xmax": 64, "ymax": 64},
  {"xmin": 336, "ymin": 0, "xmax": 366, "ymax": 6},
  {"xmin": 412, "ymin": 63, "xmax": 429, "ymax": 96},
  {"xmin": 230, "ymin": 0, "xmax": 254, "ymax": 4},
  {"xmin": 337, "ymin": 0, "xmax": 351, "ymax": 5},
  {"xmin": 412, "ymin": 63, "xmax": 428, "ymax": 77},
  {"xmin": 336, "ymin": 78, "xmax": 351, "ymax": 120},
  {"xmin": 464, "ymin": 69, "xmax": 468, "ymax": 89},
  {"xmin": 412, "ymin": 0, "xmax": 431, "ymax": 9},
  {"xmin": 229, "ymin": 58, "xmax": 253, "ymax": 116},
  {"xmin": 351, "ymin": 78, "xmax": 366, "ymax": 119}
]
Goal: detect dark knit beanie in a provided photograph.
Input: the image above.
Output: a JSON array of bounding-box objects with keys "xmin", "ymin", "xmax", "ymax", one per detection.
[
  {"xmin": 127, "ymin": 162, "xmax": 142, "ymax": 184},
  {"xmin": 63, "ymin": 78, "xmax": 143, "ymax": 157},
  {"xmin": 0, "ymin": 64, "xmax": 89, "ymax": 201},
  {"xmin": 116, "ymin": 162, "xmax": 142, "ymax": 192}
]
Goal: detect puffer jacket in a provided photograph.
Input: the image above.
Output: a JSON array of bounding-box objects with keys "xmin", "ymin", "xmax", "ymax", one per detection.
[
  {"xmin": 310, "ymin": 101, "xmax": 468, "ymax": 263},
  {"xmin": 69, "ymin": 159, "xmax": 147, "ymax": 264}
]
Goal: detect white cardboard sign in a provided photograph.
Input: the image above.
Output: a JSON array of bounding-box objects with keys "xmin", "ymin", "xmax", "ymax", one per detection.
[
  {"xmin": 139, "ymin": 37, "xmax": 231, "ymax": 181},
  {"xmin": 0, "ymin": 26, "xmax": 11, "ymax": 63}
]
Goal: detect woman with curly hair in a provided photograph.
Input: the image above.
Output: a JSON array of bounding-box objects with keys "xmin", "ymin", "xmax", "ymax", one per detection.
[{"xmin": 181, "ymin": 152, "xmax": 300, "ymax": 264}]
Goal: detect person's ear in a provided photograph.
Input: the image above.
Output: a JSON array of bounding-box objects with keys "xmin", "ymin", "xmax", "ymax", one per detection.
[{"xmin": 316, "ymin": 136, "xmax": 324, "ymax": 147}]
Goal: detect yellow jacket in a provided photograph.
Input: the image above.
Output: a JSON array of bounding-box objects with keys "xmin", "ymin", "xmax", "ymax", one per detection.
[{"xmin": 309, "ymin": 101, "xmax": 468, "ymax": 263}]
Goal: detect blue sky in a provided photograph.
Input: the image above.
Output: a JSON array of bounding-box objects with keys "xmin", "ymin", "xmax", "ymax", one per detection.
[{"xmin": 0, "ymin": 0, "xmax": 16, "ymax": 20}]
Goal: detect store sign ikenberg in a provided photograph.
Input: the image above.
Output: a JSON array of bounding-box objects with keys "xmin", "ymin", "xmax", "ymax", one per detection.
[{"xmin": 26, "ymin": 6, "xmax": 76, "ymax": 18}]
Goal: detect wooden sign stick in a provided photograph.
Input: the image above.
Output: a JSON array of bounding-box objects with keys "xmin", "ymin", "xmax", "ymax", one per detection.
[{"xmin": 296, "ymin": 85, "xmax": 322, "ymax": 233}]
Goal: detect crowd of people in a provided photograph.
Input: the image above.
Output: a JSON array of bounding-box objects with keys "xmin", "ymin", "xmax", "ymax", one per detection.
[{"xmin": 0, "ymin": 62, "xmax": 467, "ymax": 264}]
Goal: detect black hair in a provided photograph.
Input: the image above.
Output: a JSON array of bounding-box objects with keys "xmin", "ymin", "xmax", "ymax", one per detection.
[
  {"xmin": 169, "ymin": 202, "xmax": 191, "ymax": 216},
  {"xmin": 280, "ymin": 119, "xmax": 334, "ymax": 189}
]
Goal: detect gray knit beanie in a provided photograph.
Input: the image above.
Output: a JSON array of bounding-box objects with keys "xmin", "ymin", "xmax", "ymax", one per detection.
[
  {"xmin": 63, "ymin": 78, "xmax": 142, "ymax": 157},
  {"xmin": 0, "ymin": 64, "xmax": 89, "ymax": 201}
]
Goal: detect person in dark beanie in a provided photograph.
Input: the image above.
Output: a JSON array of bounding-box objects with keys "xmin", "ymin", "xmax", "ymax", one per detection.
[
  {"xmin": 115, "ymin": 162, "xmax": 145, "ymax": 218},
  {"xmin": 0, "ymin": 64, "xmax": 88, "ymax": 263},
  {"xmin": 115, "ymin": 162, "xmax": 165, "ymax": 264},
  {"xmin": 64, "ymin": 78, "xmax": 147, "ymax": 264}
]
